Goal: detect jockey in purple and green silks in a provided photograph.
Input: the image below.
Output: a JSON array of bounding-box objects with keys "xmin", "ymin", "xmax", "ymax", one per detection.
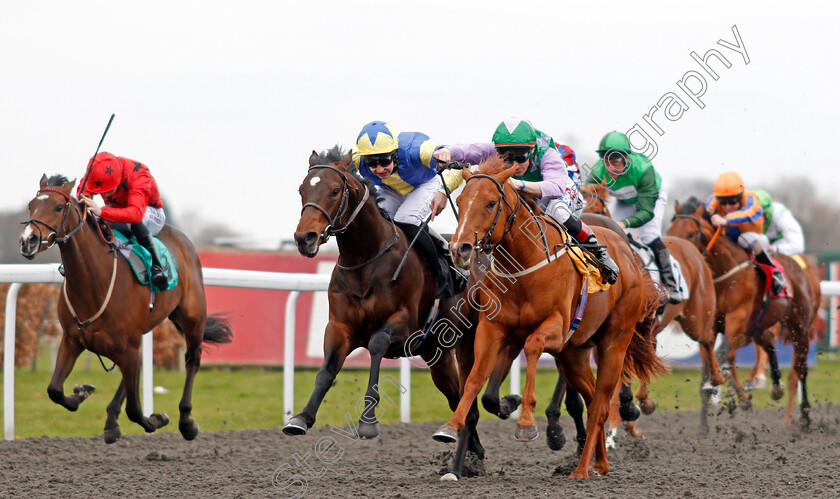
[
  {"xmin": 433, "ymin": 118, "xmax": 619, "ymax": 285},
  {"xmin": 352, "ymin": 121, "xmax": 465, "ymax": 299}
]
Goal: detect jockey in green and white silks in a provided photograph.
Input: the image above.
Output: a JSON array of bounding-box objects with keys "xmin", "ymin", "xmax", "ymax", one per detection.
[
  {"xmin": 352, "ymin": 121, "xmax": 465, "ymax": 299},
  {"xmin": 586, "ymin": 130, "xmax": 681, "ymax": 303},
  {"xmin": 433, "ymin": 118, "xmax": 619, "ymax": 285},
  {"xmin": 753, "ymin": 189, "xmax": 805, "ymax": 256}
]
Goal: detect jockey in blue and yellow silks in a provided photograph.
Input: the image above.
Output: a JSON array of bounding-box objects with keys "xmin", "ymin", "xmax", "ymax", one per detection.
[{"xmin": 352, "ymin": 121, "xmax": 465, "ymax": 299}]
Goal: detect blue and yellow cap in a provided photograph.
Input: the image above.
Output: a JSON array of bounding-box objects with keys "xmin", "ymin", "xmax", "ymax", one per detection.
[{"xmin": 356, "ymin": 121, "xmax": 399, "ymax": 156}]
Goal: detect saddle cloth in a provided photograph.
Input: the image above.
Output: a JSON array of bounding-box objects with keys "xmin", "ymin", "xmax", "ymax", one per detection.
[
  {"xmin": 627, "ymin": 237, "xmax": 690, "ymax": 302},
  {"xmin": 112, "ymin": 231, "xmax": 179, "ymax": 292}
]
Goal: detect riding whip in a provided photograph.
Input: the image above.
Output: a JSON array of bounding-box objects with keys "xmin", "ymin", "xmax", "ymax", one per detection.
[{"xmin": 78, "ymin": 113, "xmax": 116, "ymax": 196}]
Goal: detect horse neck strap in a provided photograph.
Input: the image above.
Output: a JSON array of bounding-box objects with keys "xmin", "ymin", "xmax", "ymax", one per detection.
[
  {"xmin": 63, "ymin": 250, "xmax": 118, "ymax": 329},
  {"xmin": 489, "ymin": 244, "xmax": 569, "ymax": 278},
  {"xmin": 712, "ymin": 260, "xmax": 752, "ymax": 283}
]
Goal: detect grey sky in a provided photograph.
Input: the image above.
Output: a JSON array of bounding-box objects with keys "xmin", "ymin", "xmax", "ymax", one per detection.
[{"xmin": 2, "ymin": 1, "xmax": 836, "ymax": 246}]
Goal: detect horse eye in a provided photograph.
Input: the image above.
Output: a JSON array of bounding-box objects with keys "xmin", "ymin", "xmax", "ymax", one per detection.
[
  {"xmin": 54, "ymin": 204, "xmax": 63, "ymax": 213},
  {"xmin": 487, "ymin": 200, "xmax": 497, "ymax": 209},
  {"xmin": 331, "ymin": 188, "xmax": 341, "ymax": 197}
]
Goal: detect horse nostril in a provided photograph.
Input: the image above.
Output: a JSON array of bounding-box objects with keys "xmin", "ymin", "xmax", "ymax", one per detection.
[
  {"xmin": 457, "ymin": 243, "xmax": 473, "ymax": 260},
  {"xmin": 303, "ymin": 232, "xmax": 318, "ymax": 246}
]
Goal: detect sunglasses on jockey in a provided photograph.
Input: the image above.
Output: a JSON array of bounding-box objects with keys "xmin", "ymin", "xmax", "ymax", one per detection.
[
  {"xmin": 717, "ymin": 195, "xmax": 742, "ymax": 206},
  {"xmin": 496, "ymin": 147, "xmax": 532, "ymax": 164},
  {"xmin": 364, "ymin": 153, "xmax": 396, "ymax": 168}
]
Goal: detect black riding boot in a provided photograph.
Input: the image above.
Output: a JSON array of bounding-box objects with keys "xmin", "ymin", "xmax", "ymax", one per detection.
[
  {"xmin": 649, "ymin": 237, "xmax": 682, "ymax": 304},
  {"xmin": 132, "ymin": 223, "xmax": 168, "ymax": 290},
  {"xmin": 562, "ymin": 216, "xmax": 619, "ymax": 285},
  {"xmin": 396, "ymin": 222, "xmax": 458, "ymax": 299},
  {"xmin": 754, "ymin": 248, "xmax": 786, "ymax": 295},
  {"xmin": 428, "ymin": 227, "xmax": 468, "ymax": 296}
]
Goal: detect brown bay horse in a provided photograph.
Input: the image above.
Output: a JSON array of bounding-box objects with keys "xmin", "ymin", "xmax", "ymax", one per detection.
[
  {"xmin": 580, "ymin": 184, "xmax": 726, "ymax": 435},
  {"xmin": 19, "ymin": 174, "xmax": 232, "ymax": 442},
  {"xmin": 288, "ymin": 147, "xmax": 485, "ymax": 479},
  {"xmin": 433, "ymin": 157, "xmax": 667, "ymax": 479},
  {"xmin": 668, "ymin": 197, "xmax": 819, "ymax": 426}
]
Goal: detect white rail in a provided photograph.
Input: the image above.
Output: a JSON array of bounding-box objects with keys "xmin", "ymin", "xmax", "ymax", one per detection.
[{"xmin": 3, "ymin": 264, "xmax": 423, "ymax": 440}]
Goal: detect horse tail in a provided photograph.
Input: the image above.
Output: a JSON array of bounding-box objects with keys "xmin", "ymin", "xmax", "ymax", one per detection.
[
  {"xmin": 203, "ymin": 313, "xmax": 234, "ymax": 345},
  {"xmin": 622, "ymin": 265, "xmax": 669, "ymax": 385}
]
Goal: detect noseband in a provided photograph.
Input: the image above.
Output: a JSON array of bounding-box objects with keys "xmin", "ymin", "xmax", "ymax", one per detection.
[
  {"xmin": 301, "ymin": 165, "xmax": 369, "ymax": 244},
  {"xmin": 581, "ymin": 188, "xmax": 609, "ymax": 215},
  {"xmin": 465, "ymin": 174, "xmax": 522, "ymax": 253},
  {"xmin": 22, "ymin": 188, "xmax": 87, "ymax": 251}
]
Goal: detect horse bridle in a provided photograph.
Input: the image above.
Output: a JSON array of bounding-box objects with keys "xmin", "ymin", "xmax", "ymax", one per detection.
[
  {"xmin": 671, "ymin": 213, "xmax": 713, "ymax": 255},
  {"xmin": 301, "ymin": 165, "xmax": 371, "ymax": 244},
  {"xmin": 464, "ymin": 174, "xmax": 522, "ymax": 253},
  {"xmin": 22, "ymin": 188, "xmax": 87, "ymax": 252},
  {"xmin": 581, "ymin": 188, "xmax": 609, "ymax": 215}
]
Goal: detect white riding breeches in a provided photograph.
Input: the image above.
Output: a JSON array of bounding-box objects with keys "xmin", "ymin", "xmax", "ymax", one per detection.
[{"xmin": 376, "ymin": 176, "xmax": 441, "ymax": 226}]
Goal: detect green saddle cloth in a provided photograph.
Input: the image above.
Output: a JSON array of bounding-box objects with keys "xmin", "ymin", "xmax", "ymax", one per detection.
[{"xmin": 112, "ymin": 231, "xmax": 179, "ymax": 293}]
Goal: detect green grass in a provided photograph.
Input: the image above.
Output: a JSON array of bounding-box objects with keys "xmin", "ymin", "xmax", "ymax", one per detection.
[{"xmin": 3, "ymin": 351, "xmax": 839, "ymax": 439}]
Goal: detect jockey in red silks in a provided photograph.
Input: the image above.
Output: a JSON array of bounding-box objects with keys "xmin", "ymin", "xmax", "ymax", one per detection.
[{"xmin": 77, "ymin": 152, "xmax": 168, "ymax": 289}]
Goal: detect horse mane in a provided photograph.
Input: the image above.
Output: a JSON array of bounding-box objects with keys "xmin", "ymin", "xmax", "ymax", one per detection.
[
  {"xmin": 45, "ymin": 174, "xmax": 71, "ymax": 189},
  {"xmin": 678, "ymin": 195, "xmax": 712, "ymax": 221},
  {"xmin": 313, "ymin": 145, "xmax": 393, "ymax": 222}
]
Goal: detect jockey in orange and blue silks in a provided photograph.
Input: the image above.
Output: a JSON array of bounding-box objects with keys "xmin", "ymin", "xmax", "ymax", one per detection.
[
  {"xmin": 352, "ymin": 121, "xmax": 465, "ymax": 299},
  {"xmin": 706, "ymin": 171, "xmax": 786, "ymax": 294}
]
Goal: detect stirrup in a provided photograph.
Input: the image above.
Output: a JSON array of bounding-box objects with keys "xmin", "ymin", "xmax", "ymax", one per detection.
[{"xmin": 151, "ymin": 266, "xmax": 168, "ymax": 289}]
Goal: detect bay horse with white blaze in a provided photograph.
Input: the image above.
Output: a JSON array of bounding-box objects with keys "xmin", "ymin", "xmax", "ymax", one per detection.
[
  {"xmin": 433, "ymin": 157, "xmax": 667, "ymax": 479},
  {"xmin": 20, "ymin": 174, "xmax": 232, "ymax": 442},
  {"xmin": 288, "ymin": 147, "xmax": 485, "ymax": 479}
]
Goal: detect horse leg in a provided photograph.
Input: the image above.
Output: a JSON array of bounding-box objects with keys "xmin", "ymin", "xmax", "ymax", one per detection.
[
  {"xmin": 515, "ymin": 332, "xmax": 546, "ymax": 441},
  {"xmin": 481, "ymin": 344, "xmax": 522, "ymax": 419},
  {"xmin": 47, "ymin": 334, "xmax": 95, "ymax": 411},
  {"xmin": 623, "ymin": 382, "xmax": 644, "ymax": 438},
  {"xmin": 119, "ymin": 351, "xmax": 170, "ymax": 433},
  {"xmin": 559, "ymin": 347, "xmax": 596, "ymax": 461},
  {"xmin": 698, "ymin": 364, "xmax": 712, "ymax": 436},
  {"xmin": 103, "ymin": 381, "xmax": 126, "ymax": 444},
  {"xmin": 434, "ymin": 321, "xmax": 503, "ymax": 440},
  {"xmin": 752, "ymin": 328, "xmax": 784, "ymax": 401},
  {"xmin": 357, "ymin": 328, "xmax": 394, "ymax": 439},
  {"xmin": 606, "ymin": 383, "xmax": 621, "ymax": 449},
  {"xmin": 788, "ymin": 331, "xmax": 811, "ymax": 427},
  {"xmin": 545, "ymin": 358, "xmax": 568, "ymax": 451},
  {"xmin": 745, "ymin": 338, "xmax": 770, "ymax": 391},
  {"xmin": 284, "ymin": 322, "xmax": 352, "ymax": 435}
]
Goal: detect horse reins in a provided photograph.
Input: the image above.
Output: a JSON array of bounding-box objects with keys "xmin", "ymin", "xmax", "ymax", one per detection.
[
  {"xmin": 303, "ymin": 164, "xmax": 400, "ymax": 271},
  {"xmin": 22, "ymin": 188, "xmax": 87, "ymax": 249},
  {"xmin": 464, "ymin": 173, "xmax": 521, "ymax": 253}
]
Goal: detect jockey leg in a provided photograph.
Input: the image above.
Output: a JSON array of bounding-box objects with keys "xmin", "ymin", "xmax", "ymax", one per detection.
[
  {"xmin": 754, "ymin": 249, "xmax": 786, "ymax": 295},
  {"xmin": 131, "ymin": 222, "xmax": 168, "ymax": 289},
  {"xmin": 562, "ymin": 215, "xmax": 619, "ymax": 285},
  {"xmin": 648, "ymin": 237, "xmax": 682, "ymax": 304},
  {"xmin": 396, "ymin": 222, "xmax": 452, "ymax": 299}
]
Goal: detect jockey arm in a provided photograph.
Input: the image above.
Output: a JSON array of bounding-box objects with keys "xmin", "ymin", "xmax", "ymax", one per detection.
[
  {"xmin": 769, "ymin": 205, "xmax": 805, "ymax": 254},
  {"xmin": 622, "ymin": 167, "xmax": 659, "ymax": 229}
]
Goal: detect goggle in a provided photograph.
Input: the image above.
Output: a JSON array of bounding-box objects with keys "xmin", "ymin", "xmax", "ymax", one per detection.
[
  {"xmin": 718, "ymin": 196, "xmax": 741, "ymax": 206},
  {"xmin": 497, "ymin": 148, "xmax": 531, "ymax": 164},
  {"xmin": 365, "ymin": 154, "xmax": 394, "ymax": 168}
]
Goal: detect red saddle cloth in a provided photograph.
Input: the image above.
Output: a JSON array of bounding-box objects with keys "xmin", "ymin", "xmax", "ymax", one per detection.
[{"xmin": 751, "ymin": 255, "xmax": 792, "ymax": 299}]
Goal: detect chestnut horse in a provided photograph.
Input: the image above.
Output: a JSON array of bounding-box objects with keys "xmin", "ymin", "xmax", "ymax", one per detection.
[
  {"xmin": 288, "ymin": 147, "xmax": 485, "ymax": 479},
  {"xmin": 580, "ymin": 184, "xmax": 726, "ymax": 435},
  {"xmin": 433, "ymin": 157, "xmax": 666, "ymax": 479},
  {"xmin": 20, "ymin": 175, "xmax": 232, "ymax": 442},
  {"xmin": 668, "ymin": 197, "xmax": 819, "ymax": 426}
]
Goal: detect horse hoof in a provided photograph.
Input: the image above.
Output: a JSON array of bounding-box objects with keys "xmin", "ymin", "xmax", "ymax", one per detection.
[
  {"xmin": 433, "ymin": 425, "xmax": 458, "ymax": 443},
  {"xmin": 641, "ymin": 399, "xmax": 657, "ymax": 415},
  {"xmin": 357, "ymin": 421, "xmax": 380, "ymax": 439},
  {"xmin": 440, "ymin": 473, "xmax": 459, "ymax": 482},
  {"xmin": 770, "ymin": 385, "xmax": 785, "ymax": 401},
  {"xmin": 701, "ymin": 381, "xmax": 716, "ymax": 392},
  {"xmin": 497, "ymin": 394, "xmax": 522, "ymax": 419},
  {"xmin": 620, "ymin": 403, "xmax": 641, "ymax": 421},
  {"xmin": 103, "ymin": 427, "xmax": 121, "ymax": 444},
  {"xmin": 179, "ymin": 420, "xmax": 200, "ymax": 440},
  {"xmin": 282, "ymin": 417, "xmax": 309, "ymax": 436},
  {"xmin": 514, "ymin": 424, "xmax": 539, "ymax": 442},
  {"xmin": 605, "ymin": 427, "xmax": 617, "ymax": 450},
  {"xmin": 149, "ymin": 413, "xmax": 170, "ymax": 430},
  {"xmin": 73, "ymin": 384, "xmax": 96, "ymax": 400},
  {"xmin": 546, "ymin": 422, "xmax": 567, "ymax": 451}
]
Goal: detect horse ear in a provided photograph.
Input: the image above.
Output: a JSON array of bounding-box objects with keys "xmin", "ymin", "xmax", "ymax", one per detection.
[
  {"xmin": 462, "ymin": 167, "xmax": 472, "ymax": 180},
  {"xmin": 61, "ymin": 179, "xmax": 77, "ymax": 197},
  {"xmin": 39, "ymin": 174, "xmax": 48, "ymax": 189},
  {"xmin": 498, "ymin": 165, "xmax": 517, "ymax": 181},
  {"xmin": 309, "ymin": 150, "xmax": 319, "ymax": 166},
  {"xmin": 337, "ymin": 154, "xmax": 352, "ymax": 171},
  {"xmin": 674, "ymin": 200, "xmax": 681, "ymax": 213}
]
